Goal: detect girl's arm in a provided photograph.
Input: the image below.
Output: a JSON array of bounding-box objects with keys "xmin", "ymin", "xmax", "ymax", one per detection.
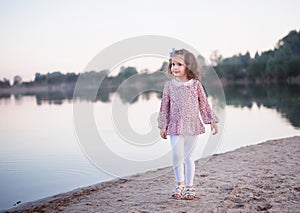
[
  {"xmin": 197, "ymin": 81, "xmax": 219, "ymax": 125},
  {"xmin": 158, "ymin": 83, "xmax": 170, "ymax": 134}
]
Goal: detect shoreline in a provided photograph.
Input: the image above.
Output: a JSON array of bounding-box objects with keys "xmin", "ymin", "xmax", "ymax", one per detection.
[{"xmin": 3, "ymin": 136, "xmax": 300, "ymax": 212}]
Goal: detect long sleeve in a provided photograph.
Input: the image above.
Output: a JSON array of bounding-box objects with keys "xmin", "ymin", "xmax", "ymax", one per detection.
[
  {"xmin": 197, "ymin": 81, "xmax": 219, "ymax": 124},
  {"xmin": 158, "ymin": 83, "xmax": 170, "ymax": 129}
]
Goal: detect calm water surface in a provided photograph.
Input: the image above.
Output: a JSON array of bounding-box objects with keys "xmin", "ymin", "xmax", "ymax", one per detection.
[{"xmin": 0, "ymin": 84, "xmax": 299, "ymax": 210}]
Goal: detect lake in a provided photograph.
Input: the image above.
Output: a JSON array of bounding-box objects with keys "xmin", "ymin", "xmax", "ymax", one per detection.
[{"xmin": 0, "ymin": 83, "xmax": 299, "ymax": 210}]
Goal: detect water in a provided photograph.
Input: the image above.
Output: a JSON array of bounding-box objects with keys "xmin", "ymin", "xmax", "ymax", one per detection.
[{"xmin": 0, "ymin": 84, "xmax": 299, "ymax": 210}]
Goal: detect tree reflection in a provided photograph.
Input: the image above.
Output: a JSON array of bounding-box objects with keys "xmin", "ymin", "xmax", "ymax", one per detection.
[
  {"xmin": 224, "ymin": 84, "xmax": 300, "ymax": 128},
  {"xmin": 0, "ymin": 81, "xmax": 299, "ymax": 129}
]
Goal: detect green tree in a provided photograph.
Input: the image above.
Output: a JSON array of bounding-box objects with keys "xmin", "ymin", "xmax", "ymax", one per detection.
[
  {"xmin": 0, "ymin": 78, "xmax": 10, "ymax": 88},
  {"xmin": 117, "ymin": 66, "xmax": 138, "ymax": 82}
]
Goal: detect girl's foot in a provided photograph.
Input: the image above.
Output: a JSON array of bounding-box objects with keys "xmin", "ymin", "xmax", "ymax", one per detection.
[
  {"xmin": 183, "ymin": 187, "xmax": 196, "ymax": 200},
  {"xmin": 171, "ymin": 185, "xmax": 185, "ymax": 199}
]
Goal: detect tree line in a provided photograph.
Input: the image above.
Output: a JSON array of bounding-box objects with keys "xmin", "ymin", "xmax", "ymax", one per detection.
[
  {"xmin": 0, "ymin": 66, "xmax": 156, "ymax": 89},
  {"xmin": 212, "ymin": 30, "xmax": 300, "ymax": 83},
  {"xmin": 0, "ymin": 63, "xmax": 168, "ymax": 91}
]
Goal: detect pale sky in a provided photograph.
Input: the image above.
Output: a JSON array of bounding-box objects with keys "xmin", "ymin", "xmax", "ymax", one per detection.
[{"xmin": 0, "ymin": 0, "xmax": 299, "ymax": 81}]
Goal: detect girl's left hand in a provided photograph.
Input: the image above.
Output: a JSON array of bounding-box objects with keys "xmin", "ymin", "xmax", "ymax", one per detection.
[
  {"xmin": 160, "ymin": 128, "xmax": 167, "ymax": 139},
  {"xmin": 210, "ymin": 122, "xmax": 218, "ymax": 135}
]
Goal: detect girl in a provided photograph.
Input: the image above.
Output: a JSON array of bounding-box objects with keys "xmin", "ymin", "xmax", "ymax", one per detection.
[{"xmin": 158, "ymin": 48, "xmax": 218, "ymax": 200}]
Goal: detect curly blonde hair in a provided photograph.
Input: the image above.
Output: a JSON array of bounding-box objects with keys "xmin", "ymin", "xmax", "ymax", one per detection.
[{"xmin": 166, "ymin": 49, "xmax": 202, "ymax": 80}]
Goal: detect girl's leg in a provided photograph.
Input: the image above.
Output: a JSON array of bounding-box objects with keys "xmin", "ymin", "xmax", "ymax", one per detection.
[
  {"xmin": 183, "ymin": 135, "xmax": 198, "ymax": 187},
  {"xmin": 170, "ymin": 135, "xmax": 184, "ymax": 184}
]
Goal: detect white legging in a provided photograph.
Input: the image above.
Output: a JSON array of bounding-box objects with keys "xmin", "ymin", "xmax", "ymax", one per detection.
[{"xmin": 170, "ymin": 135, "xmax": 198, "ymax": 186}]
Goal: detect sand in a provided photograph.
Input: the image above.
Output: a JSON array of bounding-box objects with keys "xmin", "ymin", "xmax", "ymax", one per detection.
[{"xmin": 3, "ymin": 136, "xmax": 300, "ymax": 213}]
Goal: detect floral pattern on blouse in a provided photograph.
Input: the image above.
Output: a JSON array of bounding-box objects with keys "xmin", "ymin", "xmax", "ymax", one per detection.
[{"xmin": 158, "ymin": 79, "xmax": 219, "ymax": 135}]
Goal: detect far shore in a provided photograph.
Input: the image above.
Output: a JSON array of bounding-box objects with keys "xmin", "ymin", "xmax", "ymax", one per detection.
[
  {"xmin": 3, "ymin": 136, "xmax": 300, "ymax": 213},
  {"xmin": 1, "ymin": 77, "xmax": 299, "ymax": 96}
]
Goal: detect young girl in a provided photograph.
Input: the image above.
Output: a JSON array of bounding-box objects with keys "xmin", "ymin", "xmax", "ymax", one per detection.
[{"xmin": 158, "ymin": 48, "xmax": 219, "ymax": 200}]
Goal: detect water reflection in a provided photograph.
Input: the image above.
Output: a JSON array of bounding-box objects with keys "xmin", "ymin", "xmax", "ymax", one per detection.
[
  {"xmin": 0, "ymin": 83, "xmax": 299, "ymax": 129},
  {"xmin": 224, "ymin": 84, "xmax": 300, "ymax": 128}
]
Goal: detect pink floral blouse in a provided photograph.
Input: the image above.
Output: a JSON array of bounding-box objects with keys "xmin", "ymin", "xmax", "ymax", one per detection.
[{"xmin": 158, "ymin": 79, "xmax": 218, "ymax": 135}]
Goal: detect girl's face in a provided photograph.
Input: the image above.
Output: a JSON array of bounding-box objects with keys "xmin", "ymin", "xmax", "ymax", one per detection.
[{"xmin": 171, "ymin": 55, "xmax": 187, "ymax": 79}]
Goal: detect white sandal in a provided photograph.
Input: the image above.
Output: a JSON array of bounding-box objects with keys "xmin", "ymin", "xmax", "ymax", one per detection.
[
  {"xmin": 183, "ymin": 187, "xmax": 196, "ymax": 200},
  {"xmin": 172, "ymin": 185, "xmax": 185, "ymax": 199}
]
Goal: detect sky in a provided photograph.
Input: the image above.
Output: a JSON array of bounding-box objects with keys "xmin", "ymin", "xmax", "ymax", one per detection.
[{"xmin": 0, "ymin": 0, "xmax": 299, "ymax": 81}]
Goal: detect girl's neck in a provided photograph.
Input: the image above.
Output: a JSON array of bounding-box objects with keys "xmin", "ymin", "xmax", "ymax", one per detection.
[{"xmin": 175, "ymin": 76, "xmax": 189, "ymax": 82}]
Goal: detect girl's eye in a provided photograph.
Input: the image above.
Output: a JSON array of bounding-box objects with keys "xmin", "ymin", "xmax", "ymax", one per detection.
[{"xmin": 171, "ymin": 62, "xmax": 183, "ymax": 66}]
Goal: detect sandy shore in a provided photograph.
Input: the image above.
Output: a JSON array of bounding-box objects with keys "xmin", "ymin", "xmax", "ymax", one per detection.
[{"xmin": 3, "ymin": 136, "xmax": 300, "ymax": 213}]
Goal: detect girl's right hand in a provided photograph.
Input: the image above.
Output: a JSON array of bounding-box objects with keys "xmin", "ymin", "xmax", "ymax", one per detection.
[
  {"xmin": 160, "ymin": 129, "xmax": 167, "ymax": 139},
  {"xmin": 210, "ymin": 122, "xmax": 218, "ymax": 135}
]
